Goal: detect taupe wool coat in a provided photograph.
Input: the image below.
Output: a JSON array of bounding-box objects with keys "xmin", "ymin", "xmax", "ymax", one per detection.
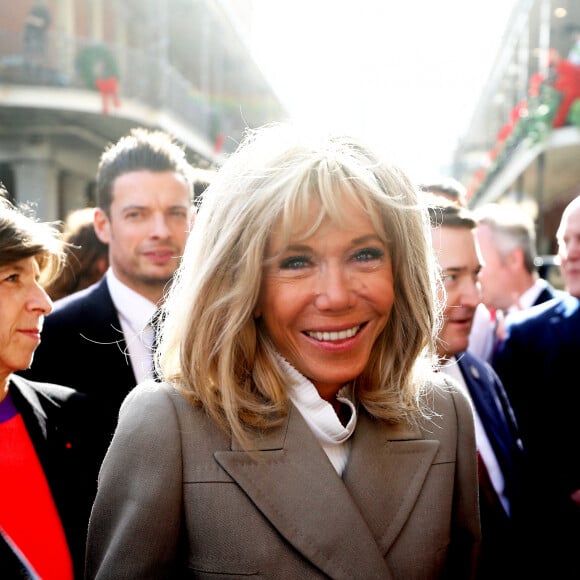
[{"xmin": 86, "ymin": 380, "xmax": 480, "ymax": 579}]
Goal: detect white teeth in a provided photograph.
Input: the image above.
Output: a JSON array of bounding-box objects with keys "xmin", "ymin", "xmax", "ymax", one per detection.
[{"xmin": 307, "ymin": 326, "xmax": 360, "ymax": 341}]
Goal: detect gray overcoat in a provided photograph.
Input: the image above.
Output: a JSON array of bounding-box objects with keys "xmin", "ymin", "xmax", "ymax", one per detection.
[{"xmin": 86, "ymin": 379, "xmax": 480, "ymax": 579}]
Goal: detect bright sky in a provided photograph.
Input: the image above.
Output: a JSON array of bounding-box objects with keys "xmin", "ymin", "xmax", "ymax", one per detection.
[{"xmin": 250, "ymin": 0, "xmax": 517, "ymax": 182}]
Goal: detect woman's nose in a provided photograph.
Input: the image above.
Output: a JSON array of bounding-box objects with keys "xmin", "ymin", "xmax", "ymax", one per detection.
[
  {"xmin": 313, "ymin": 266, "xmax": 356, "ymax": 310},
  {"xmin": 28, "ymin": 283, "xmax": 53, "ymax": 315}
]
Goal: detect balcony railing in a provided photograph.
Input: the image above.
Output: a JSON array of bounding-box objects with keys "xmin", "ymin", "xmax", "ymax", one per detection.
[
  {"xmin": 466, "ymin": 55, "xmax": 580, "ymax": 202},
  {"xmin": 0, "ymin": 28, "xmax": 277, "ymax": 156}
]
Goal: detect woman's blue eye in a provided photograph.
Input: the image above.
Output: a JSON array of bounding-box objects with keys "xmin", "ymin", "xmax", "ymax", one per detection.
[
  {"xmin": 280, "ymin": 255, "xmax": 310, "ymax": 270},
  {"xmin": 355, "ymin": 247, "xmax": 384, "ymax": 262}
]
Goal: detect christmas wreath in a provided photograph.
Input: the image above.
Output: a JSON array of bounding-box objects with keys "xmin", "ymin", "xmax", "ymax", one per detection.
[{"xmin": 76, "ymin": 44, "xmax": 119, "ymax": 89}]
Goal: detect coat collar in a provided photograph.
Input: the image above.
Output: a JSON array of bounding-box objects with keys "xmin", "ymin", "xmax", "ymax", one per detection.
[
  {"xmin": 9, "ymin": 374, "xmax": 48, "ymax": 437},
  {"xmin": 215, "ymin": 404, "xmax": 438, "ymax": 579}
]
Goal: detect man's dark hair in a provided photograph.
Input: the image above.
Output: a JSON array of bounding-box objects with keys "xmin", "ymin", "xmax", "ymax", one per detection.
[
  {"xmin": 422, "ymin": 192, "xmax": 477, "ymax": 229},
  {"xmin": 420, "ymin": 177, "xmax": 467, "ymax": 208},
  {"xmin": 96, "ymin": 128, "xmax": 195, "ymax": 215}
]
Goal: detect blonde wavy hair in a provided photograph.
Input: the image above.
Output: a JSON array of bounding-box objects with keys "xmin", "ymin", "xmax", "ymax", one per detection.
[{"xmin": 158, "ymin": 123, "xmax": 442, "ymax": 449}]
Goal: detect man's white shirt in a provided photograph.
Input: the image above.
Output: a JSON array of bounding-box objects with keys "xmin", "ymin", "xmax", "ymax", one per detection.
[{"xmin": 105, "ymin": 268, "xmax": 157, "ymax": 384}]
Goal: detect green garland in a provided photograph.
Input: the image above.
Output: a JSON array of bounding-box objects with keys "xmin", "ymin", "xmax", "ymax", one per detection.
[
  {"xmin": 567, "ymin": 99, "xmax": 580, "ymax": 127},
  {"xmin": 76, "ymin": 44, "xmax": 119, "ymax": 89}
]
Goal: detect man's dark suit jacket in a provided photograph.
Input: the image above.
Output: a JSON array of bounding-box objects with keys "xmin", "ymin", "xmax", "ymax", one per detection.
[
  {"xmin": 6, "ymin": 375, "xmax": 99, "ymax": 580},
  {"xmin": 533, "ymin": 282, "xmax": 563, "ymax": 307},
  {"xmin": 496, "ymin": 281, "xmax": 562, "ymax": 350},
  {"xmin": 493, "ymin": 294, "xmax": 580, "ymax": 578},
  {"xmin": 20, "ymin": 277, "xmax": 137, "ymax": 459},
  {"xmin": 454, "ymin": 351, "xmax": 531, "ymax": 579}
]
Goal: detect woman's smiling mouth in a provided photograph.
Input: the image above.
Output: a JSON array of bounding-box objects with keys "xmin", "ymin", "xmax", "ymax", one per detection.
[{"xmin": 305, "ymin": 325, "xmax": 361, "ymax": 342}]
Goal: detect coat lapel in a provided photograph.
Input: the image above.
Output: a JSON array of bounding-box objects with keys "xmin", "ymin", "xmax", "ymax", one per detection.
[
  {"xmin": 82, "ymin": 279, "xmax": 137, "ymax": 391},
  {"xmin": 342, "ymin": 413, "xmax": 439, "ymax": 553},
  {"xmin": 215, "ymin": 404, "xmax": 393, "ymax": 580},
  {"xmin": 9, "ymin": 376, "xmax": 53, "ymax": 478},
  {"xmin": 458, "ymin": 355, "xmax": 512, "ymax": 460},
  {"xmin": 10, "ymin": 375, "xmax": 48, "ymax": 440}
]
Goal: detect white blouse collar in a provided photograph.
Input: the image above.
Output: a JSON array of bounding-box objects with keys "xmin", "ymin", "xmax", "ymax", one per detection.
[{"xmin": 276, "ymin": 353, "xmax": 357, "ymax": 446}]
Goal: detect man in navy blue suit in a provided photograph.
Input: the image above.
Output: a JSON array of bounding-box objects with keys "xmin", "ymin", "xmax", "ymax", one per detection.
[
  {"xmin": 425, "ymin": 193, "xmax": 531, "ymax": 579},
  {"xmin": 20, "ymin": 128, "xmax": 196, "ymax": 462},
  {"xmin": 493, "ymin": 195, "xmax": 580, "ymax": 578}
]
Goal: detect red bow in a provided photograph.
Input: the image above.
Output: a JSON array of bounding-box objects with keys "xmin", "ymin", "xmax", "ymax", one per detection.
[{"xmin": 95, "ymin": 76, "xmax": 120, "ymax": 115}]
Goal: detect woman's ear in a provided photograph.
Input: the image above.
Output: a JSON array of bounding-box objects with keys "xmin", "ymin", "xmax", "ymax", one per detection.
[{"xmin": 253, "ymin": 307, "xmax": 262, "ymax": 319}]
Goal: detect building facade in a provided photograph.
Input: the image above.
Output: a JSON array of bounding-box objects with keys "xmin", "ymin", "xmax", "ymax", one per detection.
[
  {"xmin": 454, "ymin": 0, "xmax": 580, "ymax": 254},
  {"xmin": 0, "ymin": 0, "xmax": 287, "ymax": 220}
]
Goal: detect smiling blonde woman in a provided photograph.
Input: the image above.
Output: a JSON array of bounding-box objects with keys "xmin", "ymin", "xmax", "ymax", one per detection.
[{"xmin": 86, "ymin": 123, "xmax": 481, "ymax": 579}]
